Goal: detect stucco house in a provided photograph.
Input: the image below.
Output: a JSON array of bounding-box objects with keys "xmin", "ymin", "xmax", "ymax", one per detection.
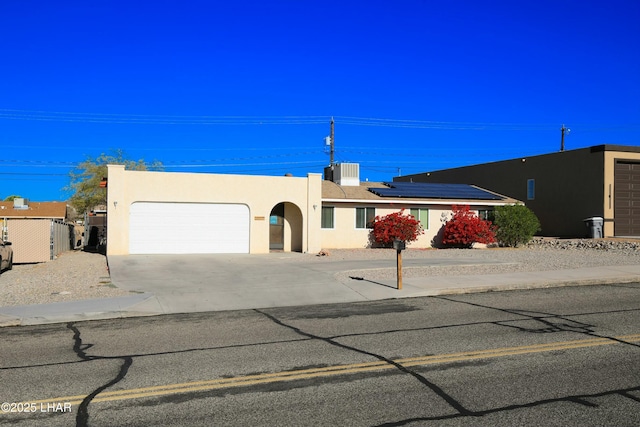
[
  {"xmin": 106, "ymin": 164, "xmax": 323, "ymax": 255},
  {"xmin": 320, "ymin": 171, "xmax": 519, "ymax": 249},
  {"xmin": 395, "ymin": 144, "xmax": 640, "ymax": 238},
  {"xmin": 0, "ymin": 199, "xmax": 74, "ymax": 263},
  {"xmin": 106, "ymin": 163, "xmax": 519, "ymax": 255}
]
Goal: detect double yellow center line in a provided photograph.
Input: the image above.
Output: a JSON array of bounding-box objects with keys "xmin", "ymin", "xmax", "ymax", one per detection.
[{"xmin": 12, "ymin": 333, "xmax": 640, "ymax": 408}]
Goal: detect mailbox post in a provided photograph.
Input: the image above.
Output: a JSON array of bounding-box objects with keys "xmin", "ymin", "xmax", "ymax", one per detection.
[{"xmin": 393, "ymin": 239, "xmax": 406, "ymax": 290}]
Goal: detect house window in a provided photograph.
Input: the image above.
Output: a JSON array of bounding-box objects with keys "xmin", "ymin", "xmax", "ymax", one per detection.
[
  {"xmin": 409, "ymin": 208, "xmax": 429, "ymax": 229},
  {"xmin": 527, "ymin": 179, "xmax": 535, "ymax": 200},
  {"xmin": 356, "ymin": 207, "xmax": 375, "ymax": 229},
  {"xmin": 478, "ymin": 209, "xmax": 495, "ymax": 222},
  {"xmin": 321, "ymin": 206, "xmax": 334, "ymax": 229}
]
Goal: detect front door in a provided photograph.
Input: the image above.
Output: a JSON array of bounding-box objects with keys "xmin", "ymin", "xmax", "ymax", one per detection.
[{"xmin": 269, "ymin": 203, "xmax": 284, "ymax": 251}]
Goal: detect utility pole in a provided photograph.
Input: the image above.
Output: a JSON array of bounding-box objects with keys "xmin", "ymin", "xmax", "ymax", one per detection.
[
  {"xmin": 560, "ymin": 124, "xmax": 570, "ymax": 151},
  {"xmin": 330, "ymin": 117, "xmax": 335, "ymax": 166}
]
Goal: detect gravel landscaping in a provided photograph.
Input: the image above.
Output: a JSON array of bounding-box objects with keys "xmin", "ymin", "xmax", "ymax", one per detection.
[
  {"xmin": 326, "ymin": 239, "xmax": 640, "ymax": 283},
  {"xmin": 0, "ymin": 251, "xmax": 132, "ymax": 307},
  {"xmin": 0, "ymin": 239, "xmax": 638, "ymax": 308}
]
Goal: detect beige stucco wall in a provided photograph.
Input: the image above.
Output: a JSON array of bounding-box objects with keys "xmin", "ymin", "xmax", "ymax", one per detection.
[
  {"xmin": 107, "ymin": 165, "xmax": 322, "ymax": 255},
  {"xmin": 283, "ymin": 203, "xmax": 304, "ymax": 252},
  {"xmin": 603, "ymin": 150, "xmax": 640, "ymax": 237},
  {"xmin": 320, "ymin": 202, "xmax": 505, "ymax": 249}
]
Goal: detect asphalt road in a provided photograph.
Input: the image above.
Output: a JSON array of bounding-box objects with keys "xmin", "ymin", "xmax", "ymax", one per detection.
[{"xmin": 1, "ymin": 283, "xmax": 639, "ymax": 426}]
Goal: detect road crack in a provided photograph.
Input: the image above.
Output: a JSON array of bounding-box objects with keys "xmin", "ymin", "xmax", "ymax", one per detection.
[
  {"xmin": 433, "ymin": 296, "xmax": 640, "ymax": 348},
  {"xmin": 66, "ymin": 323, "xmax": 133, "ymax": 427},
  {"xmin": 254, "ymin": 309, "xmax": 475, "ymax": 417}
]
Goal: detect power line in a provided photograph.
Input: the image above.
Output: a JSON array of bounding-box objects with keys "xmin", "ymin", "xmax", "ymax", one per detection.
[
  {"xmin": 164, "ymin": 160, "xmax": 324, "ymax": 168},
  {"xmin": 209, "ymin": 163, "xmax": 328, "ymax": 175},
  {"xmin": 1, "ymin": 108, "xmax": 637, "ymax": 131},
  {"xmin": 0, "ymin": 108, "xmax": 328, "ymax": 120},
  {"xmin": 0, "ymin": 109, "xmax": 328, "ymax": 125},
  {"xmin": 0, "ymin": 172, "xmax": 69, "ymax": 176},
  {"xmin": 0, "ymin": 163, "xmax": 76, "ymax": 168},
  {"xmin": 0, "ymin": 145, "xmax": 323, "ymax": 152},
  {"xmin": 0, "ymin": 155, "xmax": 327, "ymax": 168}
]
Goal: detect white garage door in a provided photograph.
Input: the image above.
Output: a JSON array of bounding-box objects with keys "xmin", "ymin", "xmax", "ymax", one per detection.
[{"xmin": 129, "ymin": 202, "xmax": 250, "ymax": 254}]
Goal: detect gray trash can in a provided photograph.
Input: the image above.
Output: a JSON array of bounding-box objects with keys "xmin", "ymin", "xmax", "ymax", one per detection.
[{"xmin": 583, "ymin": 217, "xmax": 604, "ymax": 238}]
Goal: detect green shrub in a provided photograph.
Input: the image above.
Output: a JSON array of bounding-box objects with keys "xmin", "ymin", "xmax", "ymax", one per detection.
[{"xmin": 494, "ymin": 205, "xmax": 541, "ymax": 247}]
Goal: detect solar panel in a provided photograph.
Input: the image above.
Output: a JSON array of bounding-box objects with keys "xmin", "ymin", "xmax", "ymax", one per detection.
[{"xmin": 367, "ymin": 182, "xmax": 504, "ymax": 200}]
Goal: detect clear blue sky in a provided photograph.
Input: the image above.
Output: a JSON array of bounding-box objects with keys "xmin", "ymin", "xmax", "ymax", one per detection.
[{"xmin": 1, "ymin": 0, "xmax": 638, "ymax": 202}]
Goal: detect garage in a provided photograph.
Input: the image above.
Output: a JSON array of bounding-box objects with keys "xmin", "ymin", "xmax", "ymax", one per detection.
[
  {"xmin": 614, "ymin": 161, "xmax": 640, "ymax": 236},
  {"xmin": 129, "ymin": 202, "xmax": 250, "ymax": 254}
]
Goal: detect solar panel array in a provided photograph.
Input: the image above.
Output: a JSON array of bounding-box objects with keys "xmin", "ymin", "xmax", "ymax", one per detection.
[{"xmin": 368, "ymin": 182, "xmax": 504, "ymax": 200}]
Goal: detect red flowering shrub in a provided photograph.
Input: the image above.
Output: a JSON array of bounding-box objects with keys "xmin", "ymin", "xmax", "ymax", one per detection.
[
  {"xmin": 442, "ymin": 205, "xmax": 496, "ymax": 248},
  {"xmin": 371, "ymin": 209, "xmax": 424, "ymax": 247}
]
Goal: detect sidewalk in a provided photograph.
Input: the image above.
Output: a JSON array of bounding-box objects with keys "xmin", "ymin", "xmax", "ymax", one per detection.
[{"xmin": 1, "ymin": 255, "xmax": 640, "ymax": 327}]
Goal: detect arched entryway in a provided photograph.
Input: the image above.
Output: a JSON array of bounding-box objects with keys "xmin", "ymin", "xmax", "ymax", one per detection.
[{"xmin": 269, "ymin": 202, "xmax": 303, "ymax": 252}]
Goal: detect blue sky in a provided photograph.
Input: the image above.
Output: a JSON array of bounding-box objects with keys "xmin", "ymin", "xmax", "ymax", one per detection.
[{"xmin": 1, "ymin": 0, "xmax": 638, "ymax": 202}]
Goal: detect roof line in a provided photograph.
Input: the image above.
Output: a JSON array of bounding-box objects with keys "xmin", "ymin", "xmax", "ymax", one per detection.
[{"xmin": 322, "ymin": 198, "xmax": 516, "ymax": 206}]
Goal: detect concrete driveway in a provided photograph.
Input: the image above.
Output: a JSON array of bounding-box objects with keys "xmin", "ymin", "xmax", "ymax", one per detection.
[
  {"xmin": 4, "ymin": 250, "xmax": 640, "ymax": 326},
  {"xmin": 106, "ymin": 252, "xmax": 507, "ymax": 314}
]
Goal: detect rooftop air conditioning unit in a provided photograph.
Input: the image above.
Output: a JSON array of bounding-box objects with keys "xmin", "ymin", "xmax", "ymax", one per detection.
[
  {"xmin": 334, "ymin": 163, "xmax": 360, "ymax": 186},
  {"xmin": 13, "ymin": 198, "xmax": 29, "ymax": 209}
]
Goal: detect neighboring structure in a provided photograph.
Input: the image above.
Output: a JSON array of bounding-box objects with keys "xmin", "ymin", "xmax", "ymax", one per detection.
[
  {"xmin": 395, "ymin": 145, "xmax": 640, "ymax": 238},
  {"xmin": 83, "ymin": 209, "xmax": 107, "ymax": 251},
  {"xmin": 106, "ymin": 163, "xmax": 519, "ymax": 255},
  {"xmin": 0, "ymin": 199, "xmax": 74, "ymax": 263}
]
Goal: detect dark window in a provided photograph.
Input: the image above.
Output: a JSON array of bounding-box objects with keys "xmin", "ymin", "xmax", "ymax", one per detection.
[
  {"xmin": 478, "ymin": 209, "xmax": 495, "ymax": 222},
  {"xmin": 527, "ymin": 179, "xmax": 535, "ymax": 200},
  {"xmin": 321, "ymin": 206, "xmax": 334, "ymax": 229},
  {"xmin": 356, "ymin": 207, "xmax": 375, "ymax": 229}
]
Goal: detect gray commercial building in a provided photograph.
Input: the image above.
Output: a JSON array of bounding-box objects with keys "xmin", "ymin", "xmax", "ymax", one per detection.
[{"xmin": 395, "ymin": 145, "xmax": 640, "ymax": 238}]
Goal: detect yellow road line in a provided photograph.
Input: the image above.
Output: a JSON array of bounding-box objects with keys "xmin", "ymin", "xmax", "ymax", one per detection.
[{"xmin": 13, "ymin": 333, "xmax": 640, "ymax": 409}]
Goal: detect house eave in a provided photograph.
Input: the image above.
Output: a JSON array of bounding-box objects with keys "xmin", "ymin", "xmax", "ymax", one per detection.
[{"xmin": 321, "ymin": 198, "xmax": 518, "ymax": 206}]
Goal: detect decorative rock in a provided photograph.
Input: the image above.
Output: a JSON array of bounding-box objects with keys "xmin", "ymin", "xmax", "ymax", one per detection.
[{"xmin": 527, "ymin": 237, "xmax": 640, "ymax": 253}]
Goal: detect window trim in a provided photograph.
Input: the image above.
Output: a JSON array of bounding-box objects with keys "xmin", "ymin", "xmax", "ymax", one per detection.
[
  {"xmin": 355, "ymin": 207, "xmax": 375, "ymax": 229},
  {"xmin": 409, "ymin": 208, "xmax": 429, "ymax": 230}
]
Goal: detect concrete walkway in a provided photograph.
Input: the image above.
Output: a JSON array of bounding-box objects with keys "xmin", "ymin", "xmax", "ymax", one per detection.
[{"xmin": 2, "ymin": 253, "xmax": 640, "ymax": 327}]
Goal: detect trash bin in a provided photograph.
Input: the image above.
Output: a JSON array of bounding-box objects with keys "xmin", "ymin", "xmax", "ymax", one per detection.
[{"xmin": 583, "ymin": 217, "xmax": 604, "ymax": 238}]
